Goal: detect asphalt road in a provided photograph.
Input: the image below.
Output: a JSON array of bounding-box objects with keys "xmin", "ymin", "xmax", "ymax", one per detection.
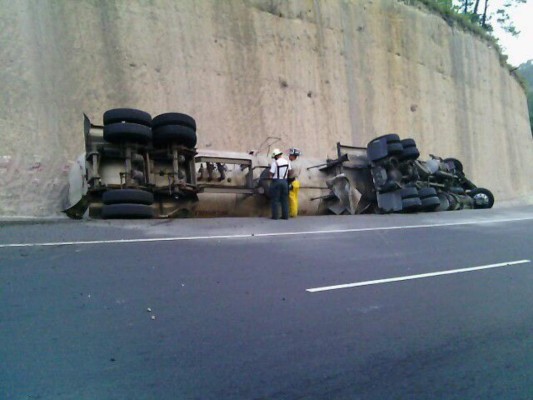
[{"xmin": 1, "ymin": 207, "xmax": 532, "ymax": 400}]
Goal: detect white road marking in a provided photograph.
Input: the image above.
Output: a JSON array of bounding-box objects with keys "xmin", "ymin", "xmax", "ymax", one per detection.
[
  {"xmin": 0, "ymin": 234, "xmax": 251, "ymax": 248},
  {"xmin": 306, "ymin": 260, "xmax": 531, "ymax": 293},
  {"xmin": 0, "ymin": 215, "xmax": 532, "ymax": 249}
]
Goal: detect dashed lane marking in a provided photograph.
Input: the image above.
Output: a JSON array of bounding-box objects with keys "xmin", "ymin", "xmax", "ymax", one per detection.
[{"xmin": 306, "ymin": 260, "xmax": 531, "ymax": 293}]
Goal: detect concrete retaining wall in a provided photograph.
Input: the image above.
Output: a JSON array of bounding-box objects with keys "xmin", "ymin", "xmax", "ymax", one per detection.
[{"xmin": 1, "ymin": 0, "xmax": 531, "ymax": 216}]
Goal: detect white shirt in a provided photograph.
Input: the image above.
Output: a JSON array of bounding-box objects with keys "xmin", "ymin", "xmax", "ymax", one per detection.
[{"xmin": 270, "ymin": 158, "xmax": 291, "ymax": 179}]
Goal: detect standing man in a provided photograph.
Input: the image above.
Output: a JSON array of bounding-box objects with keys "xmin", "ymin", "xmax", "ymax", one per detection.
[
  {"xmin": 288, "ymin": 148, "xmax": 302, "ymax": 217},
  {"xmin": 269, "ymin": 148, "xmax": 292, "ymax": 220}
]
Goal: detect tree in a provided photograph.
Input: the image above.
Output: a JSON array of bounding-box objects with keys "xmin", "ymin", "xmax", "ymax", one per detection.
[{"xmin": 445, "ymin": 0, "xmax": 526, "ymax": 35}]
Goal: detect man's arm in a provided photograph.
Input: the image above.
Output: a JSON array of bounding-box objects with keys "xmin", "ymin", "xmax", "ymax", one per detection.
[
  {"xmin": 269, "ymin": 161, "xmax": 276, "ymax": 179},
  {"xmin": 287, "ymin": 161, "xmax": 294, "ymax": 179}
]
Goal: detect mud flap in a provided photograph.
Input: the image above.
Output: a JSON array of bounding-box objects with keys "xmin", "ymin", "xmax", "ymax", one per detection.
[
  {"xmin": 63, "ymin": 153, "xmax": 89, "ymax": 219},
  {"xmin": 64, "ymin": 196, "xmax": 90, "ymax": 219},
  {"xmin": 325, "ymin": 174, "xmax": 361, "ymax": 215}
]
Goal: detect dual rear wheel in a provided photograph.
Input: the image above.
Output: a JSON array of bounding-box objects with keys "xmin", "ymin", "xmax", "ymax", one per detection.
[
  {"xmin": 102, "ymin": 108, "xmax": 197, "ymax": 148},
  {"xmin": 101, "ymin": 189, "xmax": 154, "ymax": 219}
]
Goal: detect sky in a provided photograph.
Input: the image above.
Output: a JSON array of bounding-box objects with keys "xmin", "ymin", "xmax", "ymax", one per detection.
[{"xmin": 490, "ymin": 0, "xmax": 533, "ymax": 66}]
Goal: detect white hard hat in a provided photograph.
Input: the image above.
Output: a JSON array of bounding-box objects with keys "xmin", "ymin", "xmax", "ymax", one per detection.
[
  {"xmin": 289, "ymin": 148, "xmax": 301, "ymax": 157},
  {"xmin": 271, "ymin": 148, "xmax": 283, "ymax": 158}
]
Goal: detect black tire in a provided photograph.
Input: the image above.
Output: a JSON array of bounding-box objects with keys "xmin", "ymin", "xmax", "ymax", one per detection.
[
  {"xmin": 103, "ymin": 108, "xmax": 152, "ymax": 127},
  {"xmin": 447, "ymin": 193, "xmax": 460, "ymax": 211},
  {"xmin": 367, "ymin": 143, "xmax": 388, "ymax": 162},
  {"xmin": 401, "ymin": 187, "xmax": 419, "ymax": 199},
  {"xmin": 420, "ymin": 196, "xmax": 440, "ymax": 210},
  {"xmin": 401, "ymin": 138, "xmax": 417, "ymax": 148},
  {"xmin": 367, "ymin": 134, "xmax": 402, "ymax": 162},
  {"xmin": 444, "ymin": 158, "xmax": 463, "ymax": 173},
  {"xmin": 373, "ymin": 134, "xmax": 401, "ymax": 143},
  {"xmin": 436, "ymin": 193, "xmax": 450, "ymax": 212},
  {"xmin": 377, "ymin": 181, "xmax": 399, "ymax": 193},
  {"xmin": 449, "ymin": 186, "xmax": 465, "ymax": 195},
  {"xmin": 102, "ymin": 189, "xmax": 154, "ymax": 205},
  {"xmin": 153, "ymin": 125, "xmax": 197, "ymax": 148},
  {"xmin": 402, "ymin": 197, "xmax": 421, "ymax": 211},
  {"xmin": 152, "ymin": 113, "xmax": 196, "ymax": 131},
  {"xmin": 418, "ymin": 187, "xmax": 437, "ymax": 198},
  {"xmin": 101, "ymin": 204, "xmax": 154, "ymax": 219},
  {"xmin": 468, "ymin": 188, "xmax": 494, "ymax": 209},
  {"xmin": 387, "ymin": 142, "xmax": 404, "ymax": 155},
  {"xmin": 399, "ymin": 146, "xmax": 420, "ymax": 161},
  {"xmin": 103, "ymin": 123, "xmax": 152, "ymax": 144}
]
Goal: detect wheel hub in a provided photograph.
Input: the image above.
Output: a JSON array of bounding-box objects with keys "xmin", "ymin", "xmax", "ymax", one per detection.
[{"xmin": 473, "ymin": 193, "xmax": 489, "ymax": 206}]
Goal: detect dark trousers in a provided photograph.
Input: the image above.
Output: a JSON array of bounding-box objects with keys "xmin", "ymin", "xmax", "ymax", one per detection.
[{"xmin": 270, "ymin": 179, "xmax": 289, "ymax": 219}]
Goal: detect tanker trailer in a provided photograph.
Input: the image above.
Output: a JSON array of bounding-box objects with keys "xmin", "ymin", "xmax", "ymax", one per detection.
[{"xmin": 63, "ymin": 109, "xmax": 337, "ymax": 219}]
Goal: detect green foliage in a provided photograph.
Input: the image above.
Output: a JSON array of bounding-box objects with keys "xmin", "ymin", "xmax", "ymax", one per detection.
[
  {"xmin": 400, "ymin": 0, "xmax": 527, "ymax": 91},
  {"xmin": 446, "ymin": 0, "xmax": 526, "ymax": 35},
  {"xmin": 494, "ymin": 0, "xmax": 527, "ymax": 35},
  {"xmin": 518, "ymin": 60, "xmax": 533, "ymax": 85},
  {"xmin": 401, "ymin": 0, "xmax": 494, "ymax": 41},
  {"xmin": 404, "ymin": 0, "xmax": 526, "ymax": 42}
]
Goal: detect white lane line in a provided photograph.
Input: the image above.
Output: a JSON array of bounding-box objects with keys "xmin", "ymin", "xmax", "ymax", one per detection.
[
  {"xmin": 0, "ymin": 234, "xmax": 251, "ymax": 248},
  {"xmin": 0, "ymin": 216, "xmax": 532, "ymax": 249},
  {"xmin": 306, "ymin": 259, "xmax": 531, "ymax": 293}
]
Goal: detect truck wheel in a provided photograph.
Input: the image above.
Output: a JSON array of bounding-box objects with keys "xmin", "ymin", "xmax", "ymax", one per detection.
[
  {"xmin": 367, "ymin": 134, "xmax": 402, "ymax": 162},
  {"xmin": 103, "ymin": 108, "xmax": 152, "ymax": 127},
  {"xmin": 102, "ymin": 189, "xmax": 154, "ymax": 205},
  {"xmin": 152, "ymin": 113, "xmax": 196, "ymax": 131},
  {"xmin": 401, "ymin": 138, "xmax": 417, "ymax": 147},
  {"xmin": 449, "ymin": 186, "xmax": 465, "ymax": 195},
  {"xmin": 444, "ymin": 158, "xmax": 463, "ymax": 173},
  {"xmin": 367, "ymin": 145, "xmax": 388, "ymax": 162},
  {"xmin": 101, "ymin": 204, "xmax": 154, "ymax": 219},
  {"xmin": 469, "ymin": 188, "xmax": 494, "ymax": 209},
  {"xmin": 373, "ymin": 134, "xmax": 401, "ymax": 143},
  {"xmin": 420, "ymin": 196, "xmax": 440, "ymax": 211},
  {"xmin": 399, "ymin": 138, "xmax": 420, "ymax": 161},
  {"xmin": 153, "ymin": 125, "xmax": 197, "ymax": 148},
  {"xmin": 401, "ymin": 197, "xmax": 421, "ymax": 212},
  {"xmin": 387, "ymin": 142, "xmax": 404, "ymax": 156},
  {"xmin": 399, "ymin": 146, "xmax": 420, "ymax": 161},
  {"xmin": 103, "ymin": 123, "xmax": 152, "ymax": 144},
  {"xmin": 401, "ymin": 187, "xmax": 419, "ymax": 199},
  {"xmin": 436, "ymin": 193, "xmax": 450, "ymax": 212},
  {"xmin": 418, "ymin": 187, "xmax": 437, "ymax": 198},
  {"xmin": 447, "ymin": 193, "xmax": 461, "ymax": 211}
]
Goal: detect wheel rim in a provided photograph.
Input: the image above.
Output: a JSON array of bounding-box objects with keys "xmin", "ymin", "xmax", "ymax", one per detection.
[{"xmin": 473, "ymin": 193, "xmax": 490, "ymax": 206}]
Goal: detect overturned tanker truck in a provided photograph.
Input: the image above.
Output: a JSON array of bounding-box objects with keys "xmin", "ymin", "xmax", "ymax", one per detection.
[{"xmin": 63, "ymin": 108, "xmax": 494, "ymax": 219}]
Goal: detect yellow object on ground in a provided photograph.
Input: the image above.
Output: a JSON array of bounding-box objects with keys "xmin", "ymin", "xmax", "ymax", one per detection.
[{"xmin": 289, "ymin": 180, "xmax": 300, "ymax": 217}]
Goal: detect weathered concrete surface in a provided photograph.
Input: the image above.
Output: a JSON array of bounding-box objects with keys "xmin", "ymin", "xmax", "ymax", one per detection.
[{"xmin": 0, "ymin": 0, "xmax": 531, "ymax": 216}]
